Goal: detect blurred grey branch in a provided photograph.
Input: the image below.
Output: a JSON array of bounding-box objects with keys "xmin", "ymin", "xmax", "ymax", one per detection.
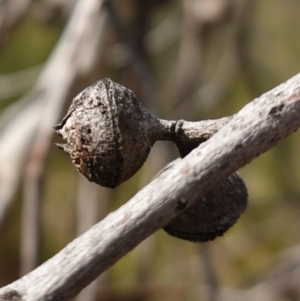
[
  {"xmin": 0, "ymin": 0, "xmax": 109, "ymax": 275},
  {"xmin": 20, "ymin": 0, "xmax": 108, "ymax": 275},
  {"xmin": 0, "ymin": 0, "xmax": 32, "ymax": 47},
  {"xmin": 1, "ymin": 72, "xmax": 300, "ymax": 300},
  {"xmin": 194, "ymin": 245, "xmax": 300, "ymax": 301},
  {"xmin": 104, "ymin": 0, "xmax": 160, "ymax": 114},
  {"xmin": 199, "ymin": 243, "xmax": 220, "ymax": 301},
  {"xmin": 75, "ymin": 176, "xmax": 111, "ymax": 301},
  {"xmin": 0, "ymin": 66, "xmax": 42, "ymax": 100},
  {"xmin": 107, "ymin": 14, "xmax": 180, "ymax": 66},
  {"xmin": 170, "ymin": 0, "xmax": 231, "ymax": 119},
  {"xmin": 0, "ymin": 97, "xmax": 42, "ymax": 223},
  {"xmin": 247, "ymin": 245, "xmax": 300, "ymax": 301},
  {"xmin": 194, "ymin": 0, "xmax": 254, "ymax": 110}
]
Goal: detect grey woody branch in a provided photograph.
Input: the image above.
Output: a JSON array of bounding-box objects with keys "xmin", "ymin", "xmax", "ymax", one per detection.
[{"xmin": 1, "ymin": 74, "xmax": 300, "ymax": 301}]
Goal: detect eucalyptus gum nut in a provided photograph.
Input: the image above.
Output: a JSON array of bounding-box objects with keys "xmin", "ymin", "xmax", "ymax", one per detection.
[
  {"xmin": 161, "ymin": 161, "xmax": 248, "ymax": 242},
  {"xmin": 54, "ymin": 78, "xmax": 248, "ymax": 242},
  {"xmin": 54, "ymin": 78, "xmax": 158, "ymax": 188}
]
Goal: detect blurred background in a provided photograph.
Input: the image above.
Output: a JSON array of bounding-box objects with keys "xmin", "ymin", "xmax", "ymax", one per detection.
[{"xmin": 1, "ymin": 0, "xmax": 300, "ymax": 300}]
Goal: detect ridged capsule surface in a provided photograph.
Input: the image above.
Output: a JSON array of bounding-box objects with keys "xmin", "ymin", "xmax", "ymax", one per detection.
[{"xmin": 54, "ymin": 78, "xmax": 155, "ymax": 188}]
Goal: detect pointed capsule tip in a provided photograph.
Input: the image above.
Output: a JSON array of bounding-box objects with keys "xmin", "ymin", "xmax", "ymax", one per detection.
[
  {"xmin": 53, "ymin": 129, "xmax": 62, "ymax": 137},
  {"xmin": 53, "ymin": 123, "xmax": 62, "ymax": 130},
  {"xmin": 55, "ymin": 143, "xmax": 72, "ymax": 154}
]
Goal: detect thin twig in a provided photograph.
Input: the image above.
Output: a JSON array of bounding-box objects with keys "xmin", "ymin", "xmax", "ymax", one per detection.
[
  {"xmin": 169, "ymin": 0, "xmax": 230, "ymax": 118},
  {"xmin": 0, "ymin": 66, "xmax": 42, "ymax": 100},
  {"xmin": 104, "ymin": 0, "xmax": 160, "ymax": 114},
  {"xmin": 0, "ymin": 99, "xmax": 42, "ymax": 225},
  {"xmin": 75, "ymin": 176, "xmax": 110, "ymax": 301},
  {"xmin": 169, "ymin": 0, "xmax": 204, "ymax": 116},
  {"xmin": 193, "ymin": 244, "xmax": 300, "ymax": 301},
  {"xmin": 0, "ymin": 0, "xmax": 33, "ymax": 47},
  {"xmin": 198, "ymin": 243, "xmax": 220, "ymax": 301},
  {"xmin": 194, "ymin": 0, "xmax": 254, "ymax": 110}
]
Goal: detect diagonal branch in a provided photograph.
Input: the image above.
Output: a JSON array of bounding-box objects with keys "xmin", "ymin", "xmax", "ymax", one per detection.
[{"xmin": 1, "ymin": 73, "xmax": 300, "ymax": 301}]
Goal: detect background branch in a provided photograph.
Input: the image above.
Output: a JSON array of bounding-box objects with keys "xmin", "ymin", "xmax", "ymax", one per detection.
[
  {"xmin": 199, "ymin": 243, "xmax": 220, "ymax": 301},
  {"xmin": 0, "ymin": 0, "xmax": 32, "ymax": 47},
  {"xmin": 75, "ymin": 176, "xmax": 110, "ymax": 301},
  {"xmin": 20, "ymin": 0, "xmax": 107, "ymax": 275}
]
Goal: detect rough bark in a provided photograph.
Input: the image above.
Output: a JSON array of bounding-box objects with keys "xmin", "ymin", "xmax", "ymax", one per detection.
[{"xmin": 1, "ymin": 73, "xmax": 300, "ymax": 301}]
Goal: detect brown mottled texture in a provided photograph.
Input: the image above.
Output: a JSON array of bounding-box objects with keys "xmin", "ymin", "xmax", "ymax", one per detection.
[
  {"xmin": 163, "ymin": 116, "xmax": 246, "ymax": 242},
  {"xmin": 54, "ymin": 78, "xmax": 233, "ymax": 190},
  {"xmin": 1, "ymin": 73, "xmax": 300, "ymax": 301},
  {"xmin": 54, "ymin": 78, "xmax": 163, "ymax": 188},
  {"xmin": 163, "ymin": 167, "xmax": 247, "ymax": 242},
  {"xmin": 55, "ymin": 79, "xmax": 245, "ymax": 242}
]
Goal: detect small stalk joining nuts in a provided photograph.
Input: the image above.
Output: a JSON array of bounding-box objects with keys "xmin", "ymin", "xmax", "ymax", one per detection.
[{"xmin": 54, "ymin": 78, "xmax": 248, "ymax": 242}]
